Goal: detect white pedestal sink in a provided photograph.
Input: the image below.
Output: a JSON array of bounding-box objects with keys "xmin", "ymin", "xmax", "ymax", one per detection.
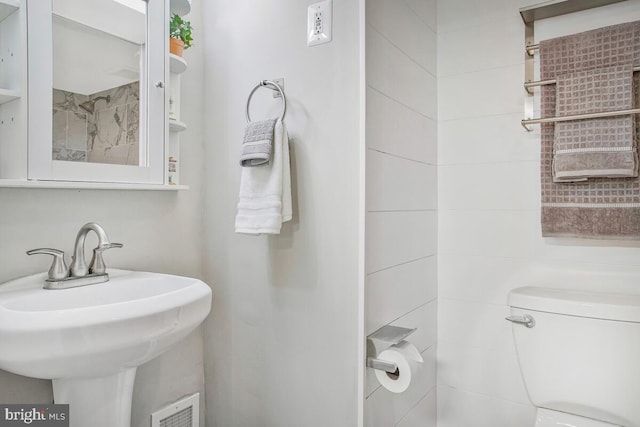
[{"xmin": 0, "ymin": 270, "xmax": 212, "ymax": 427}]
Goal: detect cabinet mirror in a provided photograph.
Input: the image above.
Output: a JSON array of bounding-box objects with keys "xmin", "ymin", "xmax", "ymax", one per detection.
[
  {"xmin": 27, "ymin": 0, "xmax": 166, "ymax": 184},
  {"xmin": 52, "ymin": 0, "xmax": 145, "ymax": 167}
]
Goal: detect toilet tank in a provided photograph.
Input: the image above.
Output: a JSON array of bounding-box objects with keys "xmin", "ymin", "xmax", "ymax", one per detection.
[{"xmin": 509, "ymin": 287, "xmax": 640, "ymax": 427}]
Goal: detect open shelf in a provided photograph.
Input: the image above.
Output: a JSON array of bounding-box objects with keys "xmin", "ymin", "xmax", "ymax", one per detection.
[
  {"xmin": 0, "ymin": 0, "xmax": 19, "ymax": 23},
  {"xmin": 0, "ymin": 88, "xmax": 20, "ymax": 105},
  {"xmin": 169, "ymin": 119, "xmax": 187, "ymax": 132},
  {"xmin": 170, "ymin": 54, "xmax": 187, "ymax": 74},
  {"xmin": 0, "ymin": 179, "xmax": 189, "ymax": 191}
]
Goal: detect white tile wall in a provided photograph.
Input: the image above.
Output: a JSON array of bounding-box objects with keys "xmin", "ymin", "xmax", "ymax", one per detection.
[
  {"xmin": 392, "ymin": 300, "xmax": 438, "ymax": 354},
  {"xmin": 438, "ymin": 161, "xmax": 539, "ymax": 211},
  {"xmin": 438, "ymin": 210, "xmax": 537, "ymax": 258},
  {"xmin": 366, "ymin": 0, "xmax": 437, "ymax": 425},
  {"xmin": 437, "ymin": 340, "xmax": 529, "ymax": 405},
  {"xmin": 367, "ymin": 27, "xmax": 436, "ymax": 118},
  {"xmin": 438, "ymin": 299, "xmax": 514, "ymax": 354},
  {"xmin": 438, "ymin": 113, "xmax": 539, "ymax": 165},
  {"xmin": 438, "ymin": 17, "xmax": 522, "ymax": 77},
  {"xmin": 396, "ymin": 389, "xmax": 437, "ymax": 427},
  {"xmin": 438, "ymin": 0, "xmax": 518, "ymax": 33},
  {"xmin": 367, "ymin": 150, "xmax": 437, "ymax": 212},
  {"xmin": 366, "ymin": 256, "xmax": 437, "ymax": 335},
  {"xmin": 403, "ymin": 0, "xmax": 437, "ymax": 33},
  {"xmin": 367, "ymin": 0, "xmax": 437, "ymax": 75},
  {"xmin": 438, "ymin": 255, "xmax": 529, "ymax": 305},
  {"xmin": 367, "ymin": 88, "xmax": 436, "ymax": 164},
  {"xmin": 366, "ymin": 211, "xmax": 437, "ymax": 274},
  {"xmin": 437, "ymin": 1, "xmax": 640, "ymax": 426},
  {"xmin": 438, "ymin": 64, "xmax": 523, "ymax": 121},
  {"xmin": 437, "ymin": 386, "xmax": 536, "ymax": 427}
]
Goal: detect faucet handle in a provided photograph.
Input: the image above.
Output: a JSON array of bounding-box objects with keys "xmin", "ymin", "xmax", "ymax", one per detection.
[
  {"xmin": 26, "ymin": 248, "xmax": 69, "ymax": 281},
  {"xmin": 89, "ymin": 243, "xmax": 123, "ymax": 275}
]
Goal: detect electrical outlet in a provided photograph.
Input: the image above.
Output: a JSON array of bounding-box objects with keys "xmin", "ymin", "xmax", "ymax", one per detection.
[
  {"xmin": 307, "ymin": 1, "xmax": 332, "ymax": 47},
  {"xmin": 314, "ymin": 11, "xmax": 323, "ymax": 35}
]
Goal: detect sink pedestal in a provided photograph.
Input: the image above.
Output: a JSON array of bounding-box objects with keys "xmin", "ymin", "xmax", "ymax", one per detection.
[
  {"xmin": 52, "ymin": 368, "xmax": 137, "ymax": 427},
  {"xmin": 0, "ymin": 270, "xmax": 211, "ymax": 427}
]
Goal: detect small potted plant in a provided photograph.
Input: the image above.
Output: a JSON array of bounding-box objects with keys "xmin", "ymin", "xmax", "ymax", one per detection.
[{"xmin": 169, "ymin": 13, "xmax": 193, "ymax": 57}]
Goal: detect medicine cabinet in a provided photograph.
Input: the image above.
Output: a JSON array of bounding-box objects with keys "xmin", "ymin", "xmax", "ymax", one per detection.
[{"xmin": 0, "ymin": 0, "xmax": 190, "ymax": 190}]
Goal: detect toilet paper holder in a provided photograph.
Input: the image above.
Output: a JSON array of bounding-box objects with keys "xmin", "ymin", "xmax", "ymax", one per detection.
[{"xmin": 366, "ymin": 325, "xmax": 417, "ymax": 374}]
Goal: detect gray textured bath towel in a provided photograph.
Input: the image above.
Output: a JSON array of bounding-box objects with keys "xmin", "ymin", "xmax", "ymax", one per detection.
[
  {"xmin": 540, "ymin": 20, "xmax": 640, "ymax": 239},
  {"xmin": 553, "ymin": 64, "xmax": 637, "ymax": 182},
  {"xmin": 240, "ymin": 118, "xmax": 277, "ymax": 167}
]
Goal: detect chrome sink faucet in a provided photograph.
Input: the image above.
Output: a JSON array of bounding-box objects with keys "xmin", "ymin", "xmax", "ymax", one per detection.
[
  {"xmin": 70, "ymin": 223, "xmax": 122, "ymax": 277},
  {"xmin": 27, "ymin": 222, "xmax": 123, "ymax": 289}
]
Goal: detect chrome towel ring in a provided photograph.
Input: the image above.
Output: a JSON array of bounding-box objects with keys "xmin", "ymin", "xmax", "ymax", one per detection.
[{"xmin": 245, "ymin": 80, "xmax": 287, "ymax": 123}]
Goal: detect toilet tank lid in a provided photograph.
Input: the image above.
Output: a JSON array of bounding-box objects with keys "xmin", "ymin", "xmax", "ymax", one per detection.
[{"xmin": 508, "ymin": 286, "xmax": 640, "ymax": 322}]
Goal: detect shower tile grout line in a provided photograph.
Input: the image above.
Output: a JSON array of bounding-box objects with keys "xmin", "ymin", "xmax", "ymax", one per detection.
[
  {"xmin": 367, "ymin": 208, "xmax": 437, "ymax": 213},
  {"xmin": 367, "ymin": 23, "xmax": 436, "ymax": 79},
  {"xmin": 438, "ymin": 159, "xmax": 538, "ymax": 167},
  {"xmin": 367, "ymin": 85, "xmax": 436, "ymax": 121},
  {"xmin": 400, "ymin": 0, "xmax": 436, "ymax": 34},
  {"xmin": 439, "ymin": 296, "xmax": 509, "ymax": 308},
  {"xmin": 438, "ymin": 110, "xmax": 526, "ymax": 123},
  {"xmin": 438, "ymin": 61, "xmax": 524, "ymax": 79},
  {"xmin": 366, "ymin": 254, "xmax": 436, "ymax": 276},
  {"xmin": 437, "ymin": 338, "xmax": 518, "ymax": 357},
  {"xmin": 438, "ymin": 108, "xmax": 523, "ymax": 123},
  {"xmin": 438, "ymin": 383, "xmax": 534, "ymax": 408},
  {"xmin": 384, "ymin": 297, "xmax": 437, "ymax": 329},
  {"xmin": 393, "ymin": 385, "xmax": 437, "ymax": 426},
  {"xmin": 368, "ymin": 147, "xmax": 437, "ymax": 166}
]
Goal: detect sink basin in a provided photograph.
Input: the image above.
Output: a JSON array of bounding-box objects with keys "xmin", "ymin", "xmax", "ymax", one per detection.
[{"xmin": 0, "ymin": 269, "xmax": 212, "ymax": 427}]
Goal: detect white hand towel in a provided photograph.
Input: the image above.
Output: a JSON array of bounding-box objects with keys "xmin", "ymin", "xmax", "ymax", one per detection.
[{"xmin": 235, "ymin": 119, "xmax": 292, "ymax": 234}]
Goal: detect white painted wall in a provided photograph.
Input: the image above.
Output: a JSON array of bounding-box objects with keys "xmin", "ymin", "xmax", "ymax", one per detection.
[
  {"xmin": 0, "ymin": 1, "xmax": 206, "ymax": 425},
  {"xmin": 364, "ymin": 0, "xmax": 437, "ymax": 426},
  {"xmin": 437, "ymin": 1, "xmax": 640, "ymax": 425},
  {"xmin": 200, "ymin": 1, "xmax": 363, "ymax": 426}
]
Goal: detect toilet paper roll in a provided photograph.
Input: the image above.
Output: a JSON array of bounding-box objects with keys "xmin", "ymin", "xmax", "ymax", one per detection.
[{"xmin": 374, "ymin": 340, "xmax": 423, "ymax": 394}]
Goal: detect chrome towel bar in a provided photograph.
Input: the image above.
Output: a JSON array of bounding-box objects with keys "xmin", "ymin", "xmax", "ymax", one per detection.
[
  {"xmin": 520, "ymin": 30, "xmax": 640, "ymax": 131},
  {"xmin": 522, "ymin": 108, "xmax": 640, "ymax": 131},
  {"xmin": 524, "ymin": 66, "xmax": 640, "ymax": 91},
  {"xmin": 519, "ymin": 0, "xmax": 628, "ymax": 130},
  {"xmin": 245, "ymin": 80, "xmax": 286, "ymax": 123}
]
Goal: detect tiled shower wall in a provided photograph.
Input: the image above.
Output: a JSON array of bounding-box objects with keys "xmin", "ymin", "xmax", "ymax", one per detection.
[
  {"xmin": 53, "ymin": 81, "xmax": 139, "ymax": 165},
  {"xmin": 364, "ymin": 0, "xmax": 437, "ymax": 425},
  {"xmin": 437, "ymin": 0, "xmax": 640, "ymax": 425}
]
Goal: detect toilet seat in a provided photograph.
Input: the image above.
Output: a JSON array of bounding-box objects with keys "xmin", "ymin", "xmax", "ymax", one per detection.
[{"xmin": 535, "ymin": 409, "xmax": 621, "ymax": 427}]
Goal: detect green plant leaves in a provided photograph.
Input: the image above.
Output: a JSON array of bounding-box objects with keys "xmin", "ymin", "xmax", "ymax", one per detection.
[{"xmin": 169, "ymin": 13, "xmax": 193, "ymax": 49}]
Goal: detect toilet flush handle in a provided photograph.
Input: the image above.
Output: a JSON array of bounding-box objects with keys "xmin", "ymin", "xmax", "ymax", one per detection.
[{"xmin": 505, "ymin": 314, "xmax": 535, "ymax": 328}]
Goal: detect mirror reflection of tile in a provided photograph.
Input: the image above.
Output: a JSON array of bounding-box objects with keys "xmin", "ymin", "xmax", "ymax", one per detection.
[{"xmin": 52, "ymin": 81, "xmax": 140, "ymax": 166}]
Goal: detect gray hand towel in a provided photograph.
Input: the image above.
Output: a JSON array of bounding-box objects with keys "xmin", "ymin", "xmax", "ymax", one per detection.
[
  {"xmin": 553, "ymin": 64, "xmax": 637, "ymax": 182},
  {"xmin": 240, "ymin": 118, "xmax": 277, "ymax": 167}
]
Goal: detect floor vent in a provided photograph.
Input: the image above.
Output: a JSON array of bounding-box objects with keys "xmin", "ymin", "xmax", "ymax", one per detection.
[{"xmin": 151, "ymin": 393, "xmax": 200, "ymax": 427}]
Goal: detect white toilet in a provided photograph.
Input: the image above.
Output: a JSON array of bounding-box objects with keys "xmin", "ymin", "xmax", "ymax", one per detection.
[{"xmin": 508, "ymin": 286, "xmax": 640, "ymax": 427}]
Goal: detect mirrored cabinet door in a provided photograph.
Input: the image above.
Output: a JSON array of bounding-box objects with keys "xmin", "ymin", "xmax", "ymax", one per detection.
[{"xmin": 27, "ymin": 0, "xmax": 166, "ymax": 184}]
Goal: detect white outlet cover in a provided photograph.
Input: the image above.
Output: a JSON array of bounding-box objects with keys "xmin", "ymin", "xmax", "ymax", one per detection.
[{"xmin": 307, "ymin": 0, "xmax": 332, "ymax": 47}]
